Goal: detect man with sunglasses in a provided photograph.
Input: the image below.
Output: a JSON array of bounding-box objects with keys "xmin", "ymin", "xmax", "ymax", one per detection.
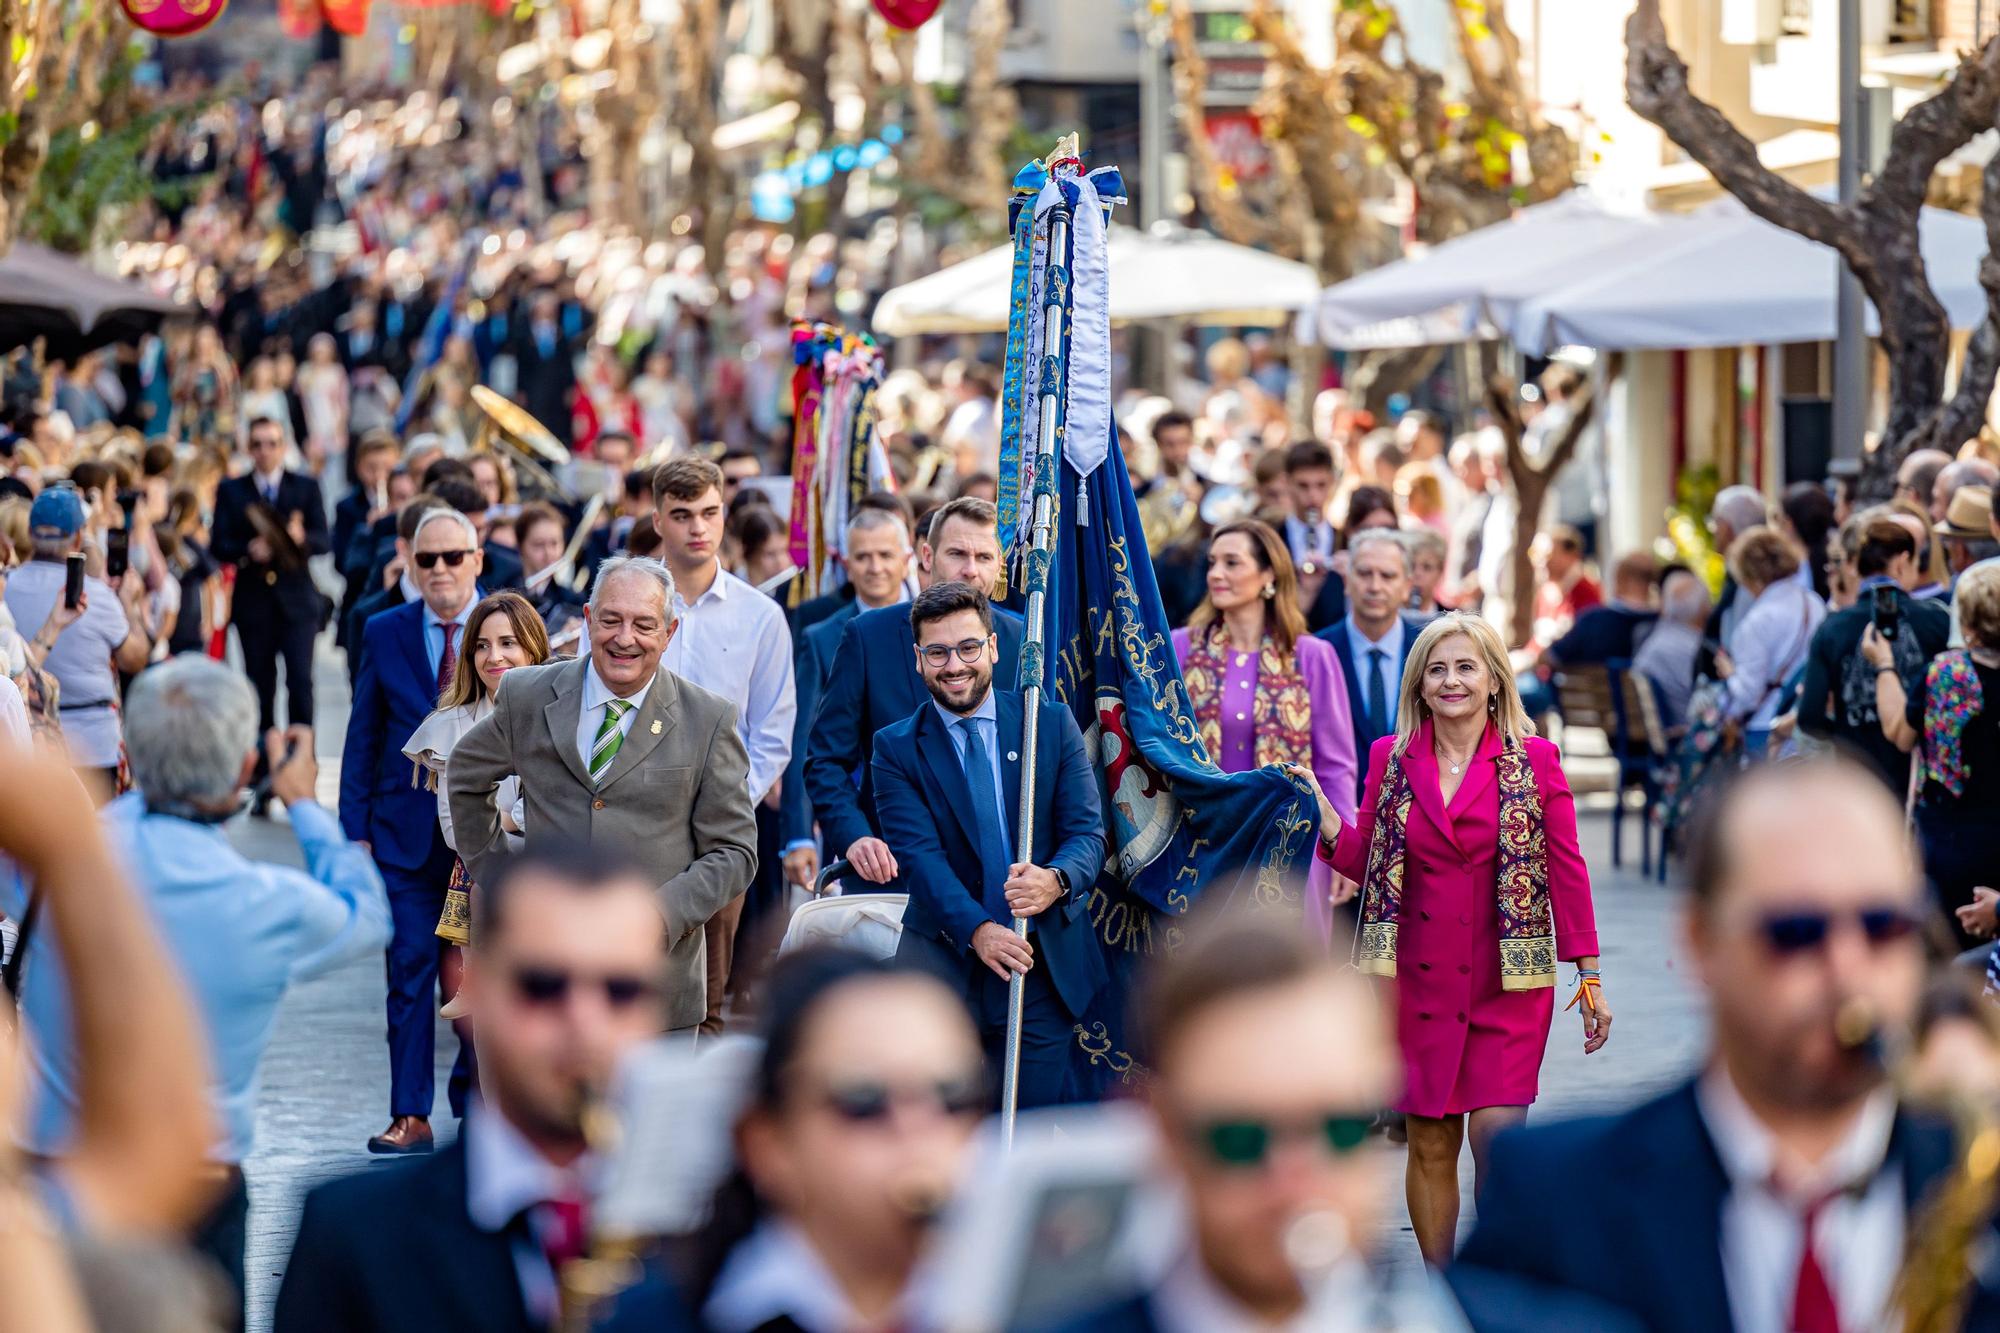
[
  {"xmin": 1040, "ymin": 909, "xmax": 1463, "ymax": 1331},
  {"xmin": 870, "ymin": 581, "xmax": 1105, "ymax": 1110},
  {"xmin": 341, "ymin": 505, "xmax": 487, "ymax": 1155},
  {"xmin": 276, "ymin": 845, "xmax": 676, "ymax": 1333},
  {"xmin": 1451, "ymin": 759, "xmax": 2000, "ymax": 1332}
]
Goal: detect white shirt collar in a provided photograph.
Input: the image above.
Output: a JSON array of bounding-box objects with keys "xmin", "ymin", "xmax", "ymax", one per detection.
[
  {"xmin": 672, "ymin": 560, "xmax": 733, "ymax": 615},
  {"xmin": 931, "ymin": 686, "xmax": 997, "ymax": 733},
  {"xmin": 582, "ymin": 657, "xmax": 656, "ymax": 712},
  {"xmin": 255, "ymin": 468, "xmax": 284, "ymax": 492},
  {"xmin": 464, "ymin": 1106, "xmax": 588, "ymax": 1233},
  {"xmin": 703, "ymin": 1221, "xmax": 883, "ymax": 1333},
  {"xmin": 1153, "ymin": 1246, "xmax": 1374, "ymax": 1333},
  {"xmin": 1697, "ymin": 1063, "xmax": 1896, "ymax": 1204}
]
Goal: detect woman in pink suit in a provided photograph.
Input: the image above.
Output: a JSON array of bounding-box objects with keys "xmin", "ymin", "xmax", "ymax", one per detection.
[
  {"xmin": 1292, "ymin": 610, "xmax": 1611, "ymax": 1265},
  {"xmin": 1171, "ymin": 519, "xmax": 1358, "ymax": 936}
]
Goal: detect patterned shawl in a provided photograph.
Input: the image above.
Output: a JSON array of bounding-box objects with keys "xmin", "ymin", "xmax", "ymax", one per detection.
[
  {"xmin": 1356, "ymin": 735, "xmax": 1556, "ymax": 991},
  {"xmin": 1181, "ymin": 625, "xmax": 1312, "ymax": 771},
  {"xmin": 1921, "ymin": 649, "xmax": 1985, "ymax": 800}
]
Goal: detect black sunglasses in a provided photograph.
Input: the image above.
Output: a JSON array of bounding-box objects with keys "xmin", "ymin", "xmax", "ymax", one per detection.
[
  {"xmin": 414, "ymin": 549, "xmax": 478, "ymax": 570},
  {"xmin": 510, "ymin": 965, "xmax": 661, "ymax": 1009},
  {"xmin": 918, "ymin": 638, "xmax": 992, "ymax": 669},
  {"xmin": 1190, "ymin": 1112, "xmax": 1374, "ymax": 1168},
  {"xmin": 815, "ymin": 1073, "xmax": 989, "ymax": 1124},
  {"xmin": 1754, "ymin": 905, "xmax": 1921, "ymax": 956}
]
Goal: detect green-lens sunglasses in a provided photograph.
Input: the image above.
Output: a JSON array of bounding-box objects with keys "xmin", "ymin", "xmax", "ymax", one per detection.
[{"xmin": 1196, "ymin": 1113, "xmax": 1374, "ymax": 1168}]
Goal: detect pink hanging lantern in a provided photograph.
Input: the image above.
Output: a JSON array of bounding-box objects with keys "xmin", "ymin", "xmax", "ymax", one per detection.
[{"xmin": 118, "ymin": 0, "xmax": 231, "ymax": 38}]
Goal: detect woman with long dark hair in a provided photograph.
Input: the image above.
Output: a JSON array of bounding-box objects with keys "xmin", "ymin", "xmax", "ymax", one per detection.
[{"xmin": 602, "ymin": 948, "xmax": 986, "ymax": 1332}]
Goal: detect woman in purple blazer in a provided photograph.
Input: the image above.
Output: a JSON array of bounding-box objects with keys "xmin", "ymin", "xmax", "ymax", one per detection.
[{"xmin": 1171, "ymin": 519, "xmax": 1358, "ymax": 937}]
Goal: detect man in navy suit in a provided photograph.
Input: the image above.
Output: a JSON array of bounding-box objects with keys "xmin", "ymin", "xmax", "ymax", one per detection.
[
  {"xmin": 1451, "ymin": 760, "xmax": 2000, "ymax": 1333},
  {"xmin": 210, "ymin": 417, "xmax": 330, "ymax": 778},
  {"xmin": 806, "ymin": 496, "xmax": 1021, "ymax": 887},
  {"xmin": 871, "ymin": 582, "xmax": 1105, "ymax": 1110},
  {"xmin": 1314, "ymin": 530, "xmax": 1426, "ymax": 806},
  {"xmin": 340, "ymin": 507, "xmax": 486, "ymax": 1155},
  {"xmin": 275, "ymin": 846, "xmax": 691, "ymax": 1333},
  {"xmin": 779, "ymin": 507, "xmax": 913, "ymax": 892},
  {"xmin": 1037, "ymin": 911, "xmax": 1442, "ymax": 1332}
]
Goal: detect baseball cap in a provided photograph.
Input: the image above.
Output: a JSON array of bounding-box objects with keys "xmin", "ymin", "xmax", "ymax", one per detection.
[{"xmin": 28, "ymin": 485, "xmax": 85, "ymax": 540}]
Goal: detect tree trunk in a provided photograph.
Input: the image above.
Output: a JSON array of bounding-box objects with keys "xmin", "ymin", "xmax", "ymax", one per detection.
[
  {"xmin": 1486, "ymin": 375, "xmax": 1596, "ymax": 649},
  {"xmin": 1625, "ymin": 0, "xmax": 2000, "ymax": 498}
]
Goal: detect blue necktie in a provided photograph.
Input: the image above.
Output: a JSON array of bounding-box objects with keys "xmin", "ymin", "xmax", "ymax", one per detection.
[
  {"xmin": 1366, "ymin": 646, "xmax": 1389, "ymax": 738},
  {"xmin": 959, "ymin": 717, "xmax": 1011, "ymax": 919}
]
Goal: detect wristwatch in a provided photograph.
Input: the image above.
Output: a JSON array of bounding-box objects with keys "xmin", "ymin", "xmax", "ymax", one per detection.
[{"xmin": 1052, "ymin": 868, "xmax": 1072, "ymax": 900}]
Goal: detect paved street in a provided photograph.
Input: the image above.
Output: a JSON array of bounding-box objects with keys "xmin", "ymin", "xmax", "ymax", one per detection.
[{"xmin": 227, "ymin": 641, "xmax": 1707, "ymax": 1329}]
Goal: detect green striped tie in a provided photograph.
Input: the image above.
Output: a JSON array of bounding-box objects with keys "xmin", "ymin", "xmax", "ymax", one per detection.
[{"xmin": 588, "ymin": 699, "xmax": 636, "ymax": 784}]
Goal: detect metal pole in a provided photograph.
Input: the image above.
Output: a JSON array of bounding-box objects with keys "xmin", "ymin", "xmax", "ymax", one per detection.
[
  {"xmin": 1000, "ymin": 160, "xmax": 1077, "ymax": 1147},
  {"xmin": 1134, "ymin": 8, "xmax": 1170, "ymax": 395},
  {"xmin": 1832, "ymin": 0, "xmax": 1867, "ymax": 464}
]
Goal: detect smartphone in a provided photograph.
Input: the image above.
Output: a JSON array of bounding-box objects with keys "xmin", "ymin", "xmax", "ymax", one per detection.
[
  {"xmin": 104, "ymin": 527, "xmax": 129, "ymax": 581},
  {"xmin": 63, "ymin": 552, "xmax": 84, "ymax": 610},
  {"xmin": 1871, "ymin": 583, "xmax": 1902, "ymax": 642}
]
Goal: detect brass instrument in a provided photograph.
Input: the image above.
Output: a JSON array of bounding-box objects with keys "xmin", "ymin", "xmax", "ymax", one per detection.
[
  {"xmin": 246, "ymin": 501, "xmax": 307, "ymax": 574},
  {"xmin": 470, "ymin": 385, "xmax": 574, "ymax": 504},
  {"xmin": 556, "ymin": 1085, "xmax": 647, "ymax": 1333}
]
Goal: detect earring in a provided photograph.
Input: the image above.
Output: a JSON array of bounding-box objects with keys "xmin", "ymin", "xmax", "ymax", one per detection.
[
  {"xmin": 1489, "ymin": 694, "xmax": 1499, "ymax": 713},
  {"xmin": 1261, "ymin": 583, "xmax": 1276, "ymax": 600}
]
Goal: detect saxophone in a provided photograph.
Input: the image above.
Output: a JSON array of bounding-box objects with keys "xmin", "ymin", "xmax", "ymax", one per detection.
[
  {"xmin": 1896, "ymin": 1101, "xmax": 2000, "ymax": 1332},
  {"xmin": 555, "ymin": 1086, "xmax": 648, "ymax": 1333}
]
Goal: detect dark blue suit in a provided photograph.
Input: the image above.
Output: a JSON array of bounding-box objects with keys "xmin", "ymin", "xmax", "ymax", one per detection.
[
  {"xmin": 274, "ymin": 1139, "xmax": 560, "ymax": 1333},
  {"xmin": 871, "ymin": 688, "xmax": 1106, "ymax": 1109},
  {"xmin": 338, "ymin": 599, "xmax": 469, "ymax": 1119},
  {"xmin": 780, "ymin": 598, "xmax": 865, "ymax": 850},
  {"xmin": 1449, "ymin": 1080, "xmax": 1994, "ymax": 1333},
  {"xmin": 1315, "ymin": 612, "xmax": 1427, "ymax": 805},
  {"xmin": 805, "ymin": 602, "xmax": 1024, "ymax": 859}
]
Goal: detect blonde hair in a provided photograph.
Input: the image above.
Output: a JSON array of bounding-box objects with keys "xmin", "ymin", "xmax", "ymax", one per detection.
[
  {"xmin": 1959, "ymin": 563, "xmax": 2000, "ymax": 650},
  {"xmin": 1726, "ymin": 529, "xmax": 1803, "ymax": 592},
  {"xmin": 1391, "ymin": 611, "xmax": 1535, "ymax": 758}
]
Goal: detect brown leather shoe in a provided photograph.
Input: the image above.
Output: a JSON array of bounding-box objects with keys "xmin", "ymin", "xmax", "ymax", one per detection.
[{"xmin": 367, "ymin": 1116, "xmax": 434, "ymax": 1155}]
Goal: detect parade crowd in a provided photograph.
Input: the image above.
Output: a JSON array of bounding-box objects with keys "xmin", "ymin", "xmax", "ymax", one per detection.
[{"xmin": 0, "ymin": 77, "xmax": 1998, "ymax": 1333}]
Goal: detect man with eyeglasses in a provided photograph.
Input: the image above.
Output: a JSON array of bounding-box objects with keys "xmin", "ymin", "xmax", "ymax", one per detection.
[
  {"xmin": 869, "ymin": 581, "xmax": 1105, "ymax": 1110},
  {"xmin": 341, "ymin": 505, "xmax": 486, "ymax": 1155},
  {"xmin": 1040, "ymin": 908, "xmax": 1461, "ymax": 1331},
  {"xmin": 1450, "ymin": 759, "xmax": 2000, "ymax": 1332},
  {"xmin": 276, "ymin": 844, "xmax": 671, "ymax": 1333}
]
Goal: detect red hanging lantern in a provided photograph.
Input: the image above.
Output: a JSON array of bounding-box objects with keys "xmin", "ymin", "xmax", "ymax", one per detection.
[
  {"xmin": 320, "ymin": 0, "xmax": 371, "ymax": 35},
  {"xmin": 118, "ymin": 0, "xmax": 230, "ymax": 39},
  {"xmin": 277, "ymin": 0, "xmax": 320, "ymax": 38},
  {"xmin": 871, "ymin": 0, "xmax": 941, "ymax": 28}
]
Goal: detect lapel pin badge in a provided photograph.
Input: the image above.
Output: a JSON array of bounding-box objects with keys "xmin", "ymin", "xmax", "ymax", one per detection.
[
  {"xmin": 1007, "ymin": 751, "xmax": 1019, "ymax": 761},
  {"xmin": 650, "ymin": 720, "xmax": 663, "ymax": 735}
]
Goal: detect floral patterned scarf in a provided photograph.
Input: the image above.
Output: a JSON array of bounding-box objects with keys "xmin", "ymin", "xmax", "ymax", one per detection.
[
  {"xmin": 1180, "ymin": 624, "xmax": 1312, "ymax": 770},
  {"xmin": 1356, "ymin": 736, "xmax": 1556, "ymax": 991},
  {"xmin": 1921, "ymin": 649, "xmax": 1985, "ymax": 800}
]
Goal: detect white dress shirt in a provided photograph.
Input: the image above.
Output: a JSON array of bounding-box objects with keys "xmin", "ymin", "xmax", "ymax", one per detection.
[
  {"xmin": 1152, "ymin": 1249, "xmax": 1397, "ymax": 1333},
  {"xmin": 704, "ymin": 1221, "xmax": 888, "ymax": 1333},
  {"xmin": 659, "ymin": 563, "xmax": 795, "ymax": 798},
  {"xmin": 578, "ymin": 660, "xmax": 656, "ymax": 771},
  {"xmin": 464, "ymin": 1107, "xmax": 592, "ymax": 1327},
  {"xmin": 1284, "ymin": 513, "xmax": 1336, "ymax": 569},
  {"xmin": 1697, "ymin": 1065, "xmax": 1903, "ymax": 1333}
]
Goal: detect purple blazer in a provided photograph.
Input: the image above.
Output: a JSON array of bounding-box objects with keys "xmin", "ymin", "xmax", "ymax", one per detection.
[{"xmin": 1171, "ymin": 627, "xmax": 1358, "ymax": 933}]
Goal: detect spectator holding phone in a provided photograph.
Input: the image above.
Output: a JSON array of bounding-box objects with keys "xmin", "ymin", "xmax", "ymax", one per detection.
[
  {"xmin": 1866, "ymin": 562, "xmax": 2000, "ymax": 947},
  {"xmin": 1798, "ymin": 518, "xmax": 1949, "ymax": 794},
  {"xmin": 0, "ymin": 486, "xmax": 151, "ymax": 794}
]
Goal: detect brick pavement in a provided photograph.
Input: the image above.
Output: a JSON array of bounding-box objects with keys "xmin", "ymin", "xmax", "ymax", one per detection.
[{"xmin": 228, "ymin": 646, "xmax": 1709, "ymax": 1329}]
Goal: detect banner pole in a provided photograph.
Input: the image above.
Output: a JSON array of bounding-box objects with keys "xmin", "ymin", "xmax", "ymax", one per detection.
[{"xmin": 1000, "ymin": 135, "xmax": 1079, "ymax": 1148}]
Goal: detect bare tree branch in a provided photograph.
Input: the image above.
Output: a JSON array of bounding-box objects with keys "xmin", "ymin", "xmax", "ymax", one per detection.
[
  {"xmin": 1918, "ymin": 145, "xmax": 2000, "ymax": 455},
  {"xmin": 1487, "ymin": 374, "xmax": 1597, "ymax": 647}
]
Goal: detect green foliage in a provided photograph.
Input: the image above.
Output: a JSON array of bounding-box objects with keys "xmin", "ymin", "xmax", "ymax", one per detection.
[
  {"xmin": 21, "ymin": 109, "xmax": 209, "ymax": 254},
  {"xmin": 1661, "ymin": 464, "xmax": 1727, "ymax": 595}
]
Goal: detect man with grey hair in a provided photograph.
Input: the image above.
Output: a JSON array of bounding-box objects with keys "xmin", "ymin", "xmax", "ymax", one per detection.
[
  {"xmin": 3, "ymin": 657, "xmax": 386, "ymax": 1317},
  {"xmin": 449, "ymin": 555, "xmax": 758, "ymax": 1037},
  {"xmin": 1703, "ymin": 484, "xmax": 1775, "ymax": 678},
  {"xmin": 1315, "ymin": 529, "xmax": 1426, "ymax": 805},
  {"xmin": 341, "ymin": 501, "xmax": 487, "ymax": 1155},
  {"xmin": 1634, "ymin": 568, "xmax": 1713, "ymax": 728}
]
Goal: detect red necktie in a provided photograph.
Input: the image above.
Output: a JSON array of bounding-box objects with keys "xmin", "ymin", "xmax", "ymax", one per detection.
[
  {"xmin": 1789, "ymin": 1193, "xmax": 1840, "ymax": 1333},
  {"xmin": 537, "ymin": 1195, "xmax": 588, "ymax": 1274},
  {"xmin": 436, "ymin": 622, "xmax": 459, "ymax": 697}
]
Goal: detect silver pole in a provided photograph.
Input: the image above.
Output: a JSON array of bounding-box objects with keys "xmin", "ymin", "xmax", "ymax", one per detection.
[
  {"xmin": 1832, "ymin": 0, "xmax": 1867, "ymax": 464},
  {"xmin": 1000, "ymin": 183, "xmax": 1075, "ymax": 1147}
]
